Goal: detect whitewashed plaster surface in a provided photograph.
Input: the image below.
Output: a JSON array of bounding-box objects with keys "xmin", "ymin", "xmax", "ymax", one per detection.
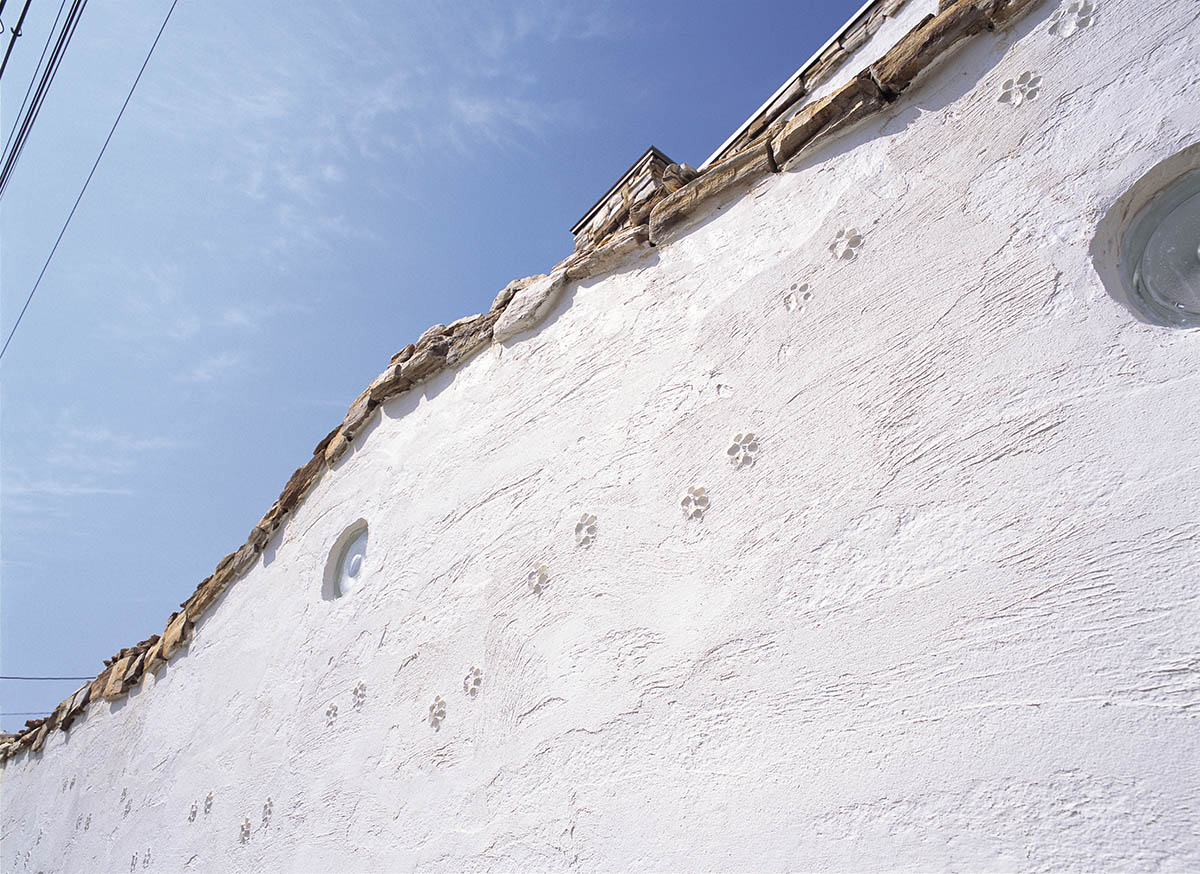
[{"xmin": 3, "ymin": 1, "xmax": 1199, "ymax": 871}]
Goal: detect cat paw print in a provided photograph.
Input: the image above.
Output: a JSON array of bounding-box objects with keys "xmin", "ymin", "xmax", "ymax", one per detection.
[
  {"xmin": 998, "ymin": 71, "xmax": 1041, "ymax": 105},
  {"xmin": 829, "ymin": 228, "xmax": 863, "ymax": 261},
  {"xmin": 262, "ymin": 797, "xmax": 273, "ymax": 828},
  {"xmin": 463, "ymin": 666, "xmax": 483, "ymax": 697},
  {"xmin": 123, "ymin": 798, "xmax": 132, "ymax": 817},
  {"xmin": 575, "ymin": 513, "xmax": 597, "ymax": 547},
  {"xmin": 130, "ymin": 853, "xmax": 138, "ymax": 873},
  {"xmin": 84, "ymin": 814, "xmax": 91, "ymax": 832},
  {"xmin": 783, "ymin": 282, "xmax": 814, "ymax": 313},
  {"xmin": 239, "ymin": 817, "xmax": 252, "ymax": 844},
  {"xmin": 120, "ymin": 787, "xmax": 128, "ymax": 802},
  {"xmin": 680, "ymin": 486, "xmax": 710, "ymax": 520},
  {"xmin": 352, "ymin": 681, "xmax": 367, "ymax": 710},
  {"xmin": 727, "ymin": 433, "xmax": 759, "ymax": 469},
  {"xmin": 527, "ymin": 563, "xmax": 550, "ymax": 594},
  {"xmin": 76, "ymin": 815, "xmax": 83, "ymax": 831},
  {"xmin": 143, "ymin": 848, "xmax": 151, "ymax": 869},
  {"xmin": 325, "ymin": 702, "xmax": 338, "ymax": 727},
  {"xmin": 188, "ymin": 802, "xmax": 198, "ymax": 823},
  {"xmin": 428, "ymin": 696, "xmax": 447, "ymax": 730},
  {"xmin": 1049, "ymin": 0, "xmax": 1095, "ymax": 37},
  {"xmin": 204, "ymin": 792, "xmax": 213, "ymax": 815}
]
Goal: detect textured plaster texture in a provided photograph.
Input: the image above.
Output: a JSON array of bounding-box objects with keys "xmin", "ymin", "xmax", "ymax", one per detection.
[{"xmin": 3, "ymin": 1, "xmax": 1200, "ymax": 870}]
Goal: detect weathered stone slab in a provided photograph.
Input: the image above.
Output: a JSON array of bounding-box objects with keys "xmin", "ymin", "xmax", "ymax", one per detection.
[
  {"xmin": 492, "ymin": 275, "xmax": 540, "ymax": 312},
  {"xmin": 416, "ymin": 324, "xmax": 447, "ymax": 346},
  {"xmin": 399, "ymin": 339, "xmax": 449, "ymax": 384},
  {"xmin": 769, "ymin": 73, "xmax": 885, "ymax": 168},
  {"xmin": 103, "ymin": 656, "xmax": 132, "ymax": 700},
  {"xmin": 562, "ymin": 225, "xmax": 650, "ymax": 284},
  {"xmin": 447, "ymin": 310, "xmax": 499, "ymax": 367},
  {"xmin": 493, "ymin": 272, "xmax": 569, "ymax": 343},
  {"xmin": 649, "ymin": 142, "xmax": 775, "ymax": 244},
  {"xmin": 870, "ymin": 2, "xmax": 991, "ymax": 97},
  {"xmin": 341, "ymin": 391, "xmax": 377, "ymax": 439},
  {"xmin": 161, "ymin": 611, "xmax": 191, "ymax": 661},
  {"xmin": 975, "ymin": 0, "xmax": 1042, "ymax": 25},
  {"xmin": 324, "ymin": 432, "xmax": 350, "ymax": 466}
]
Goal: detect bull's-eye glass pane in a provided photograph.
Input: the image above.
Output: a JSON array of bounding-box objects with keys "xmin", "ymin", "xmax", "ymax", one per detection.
[
  {"xmin": 336, "ymin": 528, "xmax": 368, "ymax": 597},
  {"xmin": 1128, "ymin": 171, "xmax": 1200, "ymax": 327}
]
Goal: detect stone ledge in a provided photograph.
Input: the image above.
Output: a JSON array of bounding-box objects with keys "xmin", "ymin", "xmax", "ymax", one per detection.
[{"xmin": 648, "ymin": 142, "xmax": 776, "ymax": 244}]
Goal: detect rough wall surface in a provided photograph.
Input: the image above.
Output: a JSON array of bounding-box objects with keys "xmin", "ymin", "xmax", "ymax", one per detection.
[{"xmin": 4, "ymin": 0, "xmax": 1200, "ymax": 870}]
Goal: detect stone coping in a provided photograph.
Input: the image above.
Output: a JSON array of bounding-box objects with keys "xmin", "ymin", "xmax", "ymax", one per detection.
[{"xmin": 0, "ymin": 0, "xmax": 1043, "ymax": 768}]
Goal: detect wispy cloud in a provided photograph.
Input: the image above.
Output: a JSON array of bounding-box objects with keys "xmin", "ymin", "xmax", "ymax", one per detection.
[{"xmin": 177, "ymin": 351, "xmax": 240, "ymax": 383}]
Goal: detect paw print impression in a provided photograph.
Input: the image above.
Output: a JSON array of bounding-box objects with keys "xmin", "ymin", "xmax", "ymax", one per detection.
[
  {"xmin": 130, "ymin": 853, "xmax": 138, "ymax": 873},
  {"xmin": 1049, "ymin": 1, "xmax": 1095, "ymax": 37},
  {"xmin": 727, "ymin": 433, "xmax": 760, "ymax": 469},
  {"xmin": 239, "ymin": 817, "xmax": 252, "ymax": 844},
  {"xmin": 188, "ymin": 802, "xmax": 198, "ymax": 823},
  {"xmin": 84, "ymin": 814, "xmax": 91, "ymax": 832},
  {"xmin": 143, "ymin": 848, "xmax": 151, "ymax": 869},
  {"xmin": 998, "ymin": 71, "xmax": 1042, "ymax": 105},
  {"xmin": 325, "ymin": 702, "xmax": 338, "ymax": 727},
  {"xmin": 680, "ymin": 487, "xmax": 710, "ymax": 521},
  {"xmin": 463, "ymin": 666, "xmax": 483, "ymax": 697},
  {"xmin": 783, "ymin": 282, "xmax": 814, "ymax": 313},
  {"xmin": 829, "ymin": 228, "xmax": 863, "ymax": 261},
  {"xmin": 575, "ymin": 513, "xmax": 597, "ymax": 547},
  {"xmin": 352, "ymin": 681, "xmax": 367, "ymax": 711},
  {"xmin": 123, "ymin": 798, "xmax": 132, "ymax": 817},
  {"xmin": 204, "ymin": 792, "xmax": 213, "ymax": 815},
  {"xmin": 428, "ymin": 696, "xmax": 447, "ymax": 730},
  {"xmin": 262, "ymin": 797, "xmax": 273, "ymax": 828},
  {"xmin": 527, "ymin": 563, "xmax": 550, "ymax": 594}
]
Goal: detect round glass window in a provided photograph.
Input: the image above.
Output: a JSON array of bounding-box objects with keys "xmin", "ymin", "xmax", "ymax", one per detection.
[
  {"xmin": 333, "ymin": 523, "xmax": 364, "ymax": 597},
  {"xmin": 1125, "ymin": 169, "xmax": 1200, "ymax": 327}
]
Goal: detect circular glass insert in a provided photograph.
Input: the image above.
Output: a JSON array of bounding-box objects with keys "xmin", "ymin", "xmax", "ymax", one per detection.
[
  {"xmin": 1126, "ymin": 169, "xmax": 1200, "ymax": 327},
  {"xmin": 336, "ymin": 527, "xmax": 368, "ymax": 597}
]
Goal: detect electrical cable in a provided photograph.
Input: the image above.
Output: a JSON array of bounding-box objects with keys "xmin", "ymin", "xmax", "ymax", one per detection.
[
  {"xmin": 0, "ymin": 0, "xmax": 181, "ymax": 363},
  {"xmin": 0, "ymin": 0, "xmax": 71, "ymax": 166},
  {"xmin": 0, "ymin": 0, "xmax": 31, "ymax": 82},
  {"xmin": 0, "ymin": 675, "xmax": 95, "ymax": 680},
  {"xmin": 0, "ymin": 0, "xmax": 88, "ymax": 199}
]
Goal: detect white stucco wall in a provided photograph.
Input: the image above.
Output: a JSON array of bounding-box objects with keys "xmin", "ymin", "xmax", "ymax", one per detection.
[{"xmin": 4, "ymin": 1, "xmax": 1199, "ymax": 871}]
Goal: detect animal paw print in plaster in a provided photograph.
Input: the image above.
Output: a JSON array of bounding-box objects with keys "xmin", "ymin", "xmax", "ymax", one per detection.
[
  {"xmin": 575, "ymin": 513, "xmax": 597, "ymax": 547},
  {"xmin": 784, "ymin": 282, "xmax": 814, "ymax": 313},
  {"xmin": 727, "ymin": 433, "xmax": 759, "ymax": 469},
  {"xmin": 84, "ymin": 814, "xmax": 91, "ymax": 832},
  {"xmin": 527, "ymin": 563, "xmax": 550, "ymax": 594},
  {"xmin": 123, "ymin": 798, "xmax": 132, "ymax": 817},
  {"xmin": 829, "ymin": 228, "xmax": 863, "ymax": 261},
  {"xmin": 352, "ymin": 681, "xmax": 367, "ymax": 710},
  {"xmin": 325, "ymin": 703, "xmax": 338, "ymax": 727},
  {"xmin": 262, "ymin": 797, "xmax": 273, "ymax": 828},
  {"xmin": 463, "ymin": 667, "xmax": 483, "ymax": 697},
  {"xmin": 998, "ymin": 71, "xmax": 1042, "ymax": 105},
  {"xmin": 143, "ymin": 848, "xmax": 151, "ymax": 869},
  {"xmin": 130, "ymin": 853, "xmax": 138, "ymax": 873},
  {"xmin": 240, "ymin": 817, "xmax": 252, "ymax": 843},
  {"xmin": 76, "ymin": 815, "xmax": 83, "ymax": 831},
  {"xmin": 680, "ymin": 487, "xmax": 710, "ymax": 520},
  {"xmin": 204, "ymin": 792, "xmax": 214, "ymax": 815},
  {"xmin": 188, "ymin": 802, "xmax": 198, "ymax": 823},
  {"xmin": 1049, "ymin": 1, "xmax": 1095, "ymax": 37},
  {"xmin": 428, "ymin": 696, "xmax": 447, "ymax": 730}
]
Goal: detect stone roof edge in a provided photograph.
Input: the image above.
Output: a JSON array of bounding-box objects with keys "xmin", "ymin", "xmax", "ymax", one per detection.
[{"xmin": 0, "ymin": 0, "xmax": 1042, "ymax": 768}]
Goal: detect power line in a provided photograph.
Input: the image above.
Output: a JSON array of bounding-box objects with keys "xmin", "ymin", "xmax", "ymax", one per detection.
[
  {"xmin": 0, "ymin": 0, "xmax": 71, "ymax": 166},
  {"xmin": 1, "ymin": 711, "xmax": 52, "ymax": 716},
  {"xmin": 0, "ymin": 0, "xmax": 31, "ymax": 82},
  {"xmin": 0, "ymin": 0, "xmax": 89, "ymax": 200},
  {"xmin": 0, "ymin": 675, "xmax": 95, "ymax": 681},
  {"xmin": 0, "ymin": 0, "xmax": 181, "ymax": 363}
]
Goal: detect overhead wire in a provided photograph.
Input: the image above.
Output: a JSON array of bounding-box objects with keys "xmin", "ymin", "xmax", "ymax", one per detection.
[
  {"xmin": 0, "ymin": 0, "xmax": 182, "ymax": 363},
  {"xmin": 0, "ymin": 675, "xmax": 96, "ymax": 680},
  {"xmin": 0, "ymin": 0, "xmax": 89, "ymax": 199},
  {"xmin": 0, "ymin": 0, "xmax": 71, "ymax": 167},
  {"xmin": 0, "ymin": 0, "xmax": 31, "ymax": 82}
]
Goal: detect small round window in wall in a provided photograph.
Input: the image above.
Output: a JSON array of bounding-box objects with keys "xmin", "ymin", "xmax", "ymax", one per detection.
[
  {"xmin": 1124, "ymin": 169, "xmax": 1200, "ymax": 327},
  {"xmin": 323, "ymin": 520, "xmax": 368, "ymax": 600}
]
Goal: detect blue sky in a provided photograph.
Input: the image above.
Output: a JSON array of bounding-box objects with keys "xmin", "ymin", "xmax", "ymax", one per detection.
[{"xmin": 1, "ymin": 0, "xmax": 864, "ymax": 730}]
